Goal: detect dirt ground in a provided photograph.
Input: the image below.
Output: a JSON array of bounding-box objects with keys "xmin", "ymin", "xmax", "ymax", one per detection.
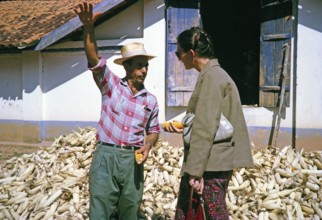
[{"xmin": 0, "ymin": 142, "xmax": 52, "ymax": 165}]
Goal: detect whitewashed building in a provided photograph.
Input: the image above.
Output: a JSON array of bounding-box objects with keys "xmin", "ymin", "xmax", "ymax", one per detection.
[{"xmin": 0, "ymin": 0, "xmax": 321, "ymax": 151}]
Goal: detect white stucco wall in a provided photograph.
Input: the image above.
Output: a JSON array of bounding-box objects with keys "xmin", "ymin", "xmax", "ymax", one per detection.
[
  {"xmin": 99, "ymin": 0, "xmax": 166, "ymax": 121},
  {"xmin": 0, "ymin": 0, "xmax": 166, "ymax": 141},
  {"xmin": 22, "ymin": 51, "xmax": 43, "ymax": 122},
  {"xmin": 95, "ymin": 0, "xmax": 143, "ymax": 39},
  {"xmin": 42, "ymin": 52, "xmax": 101, "ymax": 121},
  {"xmin": 1, "ymin": 0, "xmax": 322, "ymax": 149},
  {"xmin": 297, "ymin": 0, "xmax": 322, "ymax": 128},
  {"xmin": 44, "ymin": 0, "xmax": 166, "ymax": 122}
]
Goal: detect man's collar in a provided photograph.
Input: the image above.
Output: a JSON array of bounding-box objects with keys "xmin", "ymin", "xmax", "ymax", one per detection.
[{"xmin": 121, "ymin": 77, "xmax": 147, "ymax": 97}]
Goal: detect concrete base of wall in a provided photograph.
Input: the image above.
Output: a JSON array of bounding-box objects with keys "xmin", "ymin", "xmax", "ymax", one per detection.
[
  {"xmin": 0, "ymin": 122, "xmax": 40, "ymax": 143},
  {"xmin": 160, "ymin": 127, "xmax": 322, "ymax": 152},
  {"xmin": 249, "ymin": 126, "xmax": 322, "ymax": 151},
  {"xmin": 1, "ymin": 121, "xmax": 321, "ymax": 152},
  {"xmin": 0, "ymin": 120, "xmax": 97, "ymax": 143}
]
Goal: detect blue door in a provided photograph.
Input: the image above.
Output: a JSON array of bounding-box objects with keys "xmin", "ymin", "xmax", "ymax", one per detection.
[{"xmin": 166, "ymin": 1, "xmax": 201, "ymax": 106}]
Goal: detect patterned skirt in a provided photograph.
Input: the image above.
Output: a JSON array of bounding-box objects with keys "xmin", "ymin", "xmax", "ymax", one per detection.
[{"xmin": 174, "ymin": 170, "xmax": 233, "ymax": 220}]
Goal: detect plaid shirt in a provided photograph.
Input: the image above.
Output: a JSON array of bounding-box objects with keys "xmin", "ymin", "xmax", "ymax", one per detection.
[{"xmin": 90, "ymin": 58, "xmax": 160, "ymax": 147}]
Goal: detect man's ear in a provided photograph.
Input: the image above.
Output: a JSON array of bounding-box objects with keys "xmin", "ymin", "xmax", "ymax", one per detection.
[{"xmin": 190, "ymin": 49, "xmax": 196, "ymax": 57}]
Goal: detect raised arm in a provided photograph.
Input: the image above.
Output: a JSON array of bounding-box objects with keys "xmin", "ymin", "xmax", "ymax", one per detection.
[{"xmin": 74, "ymin": 2, "xmax": 102, "ymax": 67}]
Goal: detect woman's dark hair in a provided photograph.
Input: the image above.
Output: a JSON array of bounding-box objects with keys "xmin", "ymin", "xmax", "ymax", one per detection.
[{"xmin": 177, "ymin": 27, "xmax": 215, "ymax": 58}]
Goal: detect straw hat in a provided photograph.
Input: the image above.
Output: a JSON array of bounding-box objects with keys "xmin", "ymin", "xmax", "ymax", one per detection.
[{"xmin": 114, "ymin": 42, "xmax": 156, "ymax": 65}]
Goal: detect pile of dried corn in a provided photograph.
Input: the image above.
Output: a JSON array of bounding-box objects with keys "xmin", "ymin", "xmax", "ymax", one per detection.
[
  {"xmin": 0, "ymin": 127, "xmax": 321, "ymax": 220},
  {"xmin": 0, "ymin": 127, "xmax": 96, "ymax": 220},
  {"xmin": 227, "ymin": 145, "xmax": 322, "ymax": 220},
  {"xmin": 140, "ymin": 141, "xmax": 183, "ymax": 219}
]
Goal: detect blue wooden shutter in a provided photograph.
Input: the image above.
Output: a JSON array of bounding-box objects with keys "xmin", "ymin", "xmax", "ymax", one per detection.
[
  {"xmin": 259, "ymin": 0, "xmax": 292, "ymax": 107},
  {"xmin": 166, "ymin": 1, "xmax": 200, "ymax": 106}
]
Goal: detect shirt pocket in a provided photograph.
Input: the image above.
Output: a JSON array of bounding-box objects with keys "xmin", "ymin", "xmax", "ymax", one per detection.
[
  {"xmin": 110, "ymin": 95, "xmax": 125, "ymax": 115},
  {"xmin": 137, "ymin": 105, "xmax": 152, "ymax": 127}
]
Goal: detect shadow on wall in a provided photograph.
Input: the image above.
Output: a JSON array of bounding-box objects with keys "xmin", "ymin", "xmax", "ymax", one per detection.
[
  {"xmin": 0, "ymin": 50, "xmax": 118, "ymax": 100},
  {"xmin": 0, "ymin": 52, "xmax": 89, "ymax": 100},
  {"xmin": 0, "ymin": 51, "xmax": 102, "ymax": 128},
  {"xmin": 299, "ymin": 0, "xmax": 322, "ymax": 33},
  {"xmin": 0, "ymin": 50, "xmax": 103, "ymax": 146},
  {"xmin": 0, "ymin": 54, "xmax": 22, "ymax": 100},
  {"xmin": 41, "ymin": 52, "xmax": 90, "ymax": 93}
]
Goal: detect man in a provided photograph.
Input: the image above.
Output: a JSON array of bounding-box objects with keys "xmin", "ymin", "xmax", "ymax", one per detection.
[{"xmin": 74, "ymin": 2, "xmax": 160, "ymax": 219}]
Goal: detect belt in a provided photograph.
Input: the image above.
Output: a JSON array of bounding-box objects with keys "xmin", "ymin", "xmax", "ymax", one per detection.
[{"xmin": 97, "ymin": 141, "xmax": 139, "ymax": 150}]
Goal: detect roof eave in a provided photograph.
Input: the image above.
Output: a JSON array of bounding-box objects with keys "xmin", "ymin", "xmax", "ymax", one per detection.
[
  {"xmin": 17, "ymin": 39, "xmax": 40, "ymax": 49},
  {"xmin": 34, "ymin": 0, "xmax": 131, "ymax": 51}
]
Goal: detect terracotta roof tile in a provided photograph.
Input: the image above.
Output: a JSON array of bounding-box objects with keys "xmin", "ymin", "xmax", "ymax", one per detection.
[{"xmin": 0, "ymin": 0, "xmax": 102, "ymax": 49}]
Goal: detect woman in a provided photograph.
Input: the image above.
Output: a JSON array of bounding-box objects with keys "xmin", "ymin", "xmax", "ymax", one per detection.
[{"xmin": 163, "ymin": 27, "xmax": 254, "ymax": 219}]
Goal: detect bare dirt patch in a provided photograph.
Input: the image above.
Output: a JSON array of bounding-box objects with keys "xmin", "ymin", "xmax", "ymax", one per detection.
[{"xmin": 0, "ymin": 142, "xmax": 52, "ymax": 165}]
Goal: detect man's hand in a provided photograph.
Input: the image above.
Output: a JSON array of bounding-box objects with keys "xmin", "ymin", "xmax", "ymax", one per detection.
[
  {"xmin": 73, "ymin": 2, "xmax": 102, "ymax": 69},
  {"xmin": 136, "ymin": 142, "xmax": 153, "ymax": 164},
  {"xmin": 74, "ymin": 2, "xmax": 102, "ymax": 26},
  {"xmin": 189, "ymin": 176, "xmax": 204, "ymax": 195}
]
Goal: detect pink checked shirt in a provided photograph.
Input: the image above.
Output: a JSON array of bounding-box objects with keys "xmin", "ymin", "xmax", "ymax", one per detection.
[{"xmin": 90, "ymin": 58, "xmax": 160, "ymax": 147}]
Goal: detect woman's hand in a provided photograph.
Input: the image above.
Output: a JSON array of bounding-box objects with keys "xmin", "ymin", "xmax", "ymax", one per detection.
[
  {"xmin": 74, "ymin": 2, "xmax": 102, "ymax": 26},
  {"xmin": 162, "ymin": 121, "xmax": 183, "ymax": 134},
  {"xmin": 189, "ymin": 176, "xmax": 204, "ymax": 195}
]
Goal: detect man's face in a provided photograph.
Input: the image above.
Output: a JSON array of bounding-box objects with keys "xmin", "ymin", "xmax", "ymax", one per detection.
[{"xmin": 125, "ymin": 56, "xmax": 149, "ymax": 85}]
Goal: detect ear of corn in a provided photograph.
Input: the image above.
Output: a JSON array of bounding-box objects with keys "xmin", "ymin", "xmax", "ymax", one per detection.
[
  {"xmin": 161, "ymin": 121, "xmax": 184, "ymax": 129},
  {"xmin": 135, "ymin": 150, "xmax": 144, "ymax": 164}
]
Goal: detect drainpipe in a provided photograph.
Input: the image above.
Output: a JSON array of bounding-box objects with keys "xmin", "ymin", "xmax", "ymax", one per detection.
[{"xmin": 292, "ymin": 0, "xmax": 298, "ymax": 149}]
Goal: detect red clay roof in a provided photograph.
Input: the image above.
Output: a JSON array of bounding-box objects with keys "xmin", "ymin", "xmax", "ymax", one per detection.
[{"xmin": 0, "ymin": 0, "xmax": 102, "ymax": 49}]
